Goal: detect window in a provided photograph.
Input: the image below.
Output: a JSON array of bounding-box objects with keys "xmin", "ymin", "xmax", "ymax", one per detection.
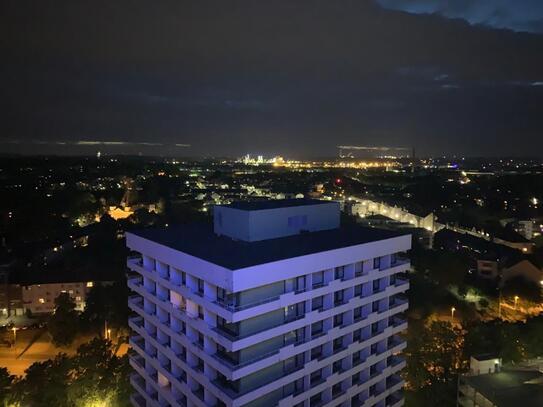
[
  {"xmin": 284, "ymin": 328, "xmax": 305, "ymax": 345},
  {"xmin": 217, "ymin": 317, "xmax": 239, "ymax": 337},
  {"xmin": 353, "ymin": 329, "xmax": 361, "ymax": 342},
  {"xmin": 86, "ymin": 282, "xmax": 93, "ymax": 288},
  {"xmin": 332, "ymin": 382, "xmax": 342, "ymax": 395},
  {"xmin": 334, "ymin": 313, "xmax": 343, "ymax": 327},
  {"xmin": 334, "ymin": 266, "xmax": 344, "ymax": 280},
  {"xmin": 284, "ymin": 302, "xmax": 305, "ymax": 322},
  {"xmin": 373, "ymin": 279, "xmax": 381, "ymax": 293},
  {"xmin": 370, "ymin": 364, "xmax": 378, "ymax": 377},
  {"xmin": 390, "ymin": 274, "xmax": 396, "ymax": 285},
  {"xmin": 333, "ymin": 337, "xmax": 343, "ymax": 352},
  {"xmin": 373, "ymin": 257, "xmax": 381, "ymax": 270},
  {"xmin": 284, "ymin": 354, "xmax": 304, "ymax": 373},
  {"xmin": 310, "ymin": 392, "xmax": 322, "ymax": 406},
  {"xmin": 371, "ymin": 343, "xmax": 378, "ymax": 354},
  {"xmin": 353, "ymin": 306, "xmax": 362, "ymax": 320},
  {"xmin": 311, "ymin": 345, "xmax": 323, "ymax": 360},
  {"xmin": 334, "ymin": 290, "xmax": 344, "ymax": 305},
  {"xmin": 38, "ymin": 298, "xmax": 45, "ymax": 304},
  {"xmin": 354, "ymin": 284, "xmax": 362, "ymax": 297},
  {"xmin": 310, "ymin": 370, "xmax": 322, "ymax": 386},
  {"xmin": 294, "ymin": 275, "xmax": 306, "ymax": 292},
  {"xmin": 372, "ymin": 300, "xmax": 379, "ymax": 313},
  {"xmin": 333, "ymin": 360, "xmax": 342, "ymax": 373},
  {"xmin": 311, "ymin": 321, "xmax": 323, "ymax": 337},
  {"xmin": 197, "ymin": 279, "xmax": 204, "ymax": 295},
  {"xmin": 391, "ymin": 253, "xmax": 398, "ymax": 265},
  {"xmin": 312, "ymin": 271, "xmax": 324, "ymax": 288},
  {"xmin": 352, "ymin": 372, "xmax": 361, "ymax": 385},
  {"xmin": 312, "ymin": 296, "xmax": 323, "ymax": 311},
  {"xmin": 217, "ymin": 287, "xmax": 227, "ymax": 303},
  {"xmin": 353, "ymin": 351, "xmax": 361, "ymax": 365}
]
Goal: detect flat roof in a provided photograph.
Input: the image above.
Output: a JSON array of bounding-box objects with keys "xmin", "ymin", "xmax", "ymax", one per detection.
[
  {"xmin": 130, "ymin": 222, "xmax": 406, "ymax": 270},
  {"xmin": 463, "ymin": 370, "xmax": 543, "ymax": 407},
  {"xmin": 221, "ymin": 199, "xmax": 334, "ymax": 211}
]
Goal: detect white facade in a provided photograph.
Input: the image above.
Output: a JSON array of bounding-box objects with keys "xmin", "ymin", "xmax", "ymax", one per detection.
[{"xmin": 126, "ymin": 202, "xmax": 410, "ymax": 407}]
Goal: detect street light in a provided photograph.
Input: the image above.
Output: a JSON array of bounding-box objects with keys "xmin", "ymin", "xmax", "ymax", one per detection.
[
  {"xmin": 12, "ymin": 327, "xmax": 18, "ymax": 345},
  {"xmin": 107, "ymin": 329, "xmax": 111, "ymax": 340},
  {"xmin": 514, "ymin": 295, "xmax": 519, "ymax": 310},
  {"xmin": 451, "ymin": 307, "xmax": 456, "ymax": 323}
]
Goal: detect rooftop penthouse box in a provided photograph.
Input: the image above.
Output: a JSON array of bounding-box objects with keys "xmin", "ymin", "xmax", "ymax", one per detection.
[{"xmin": 213, "ymin": 199, "xmax": 340, "ymax": 242}]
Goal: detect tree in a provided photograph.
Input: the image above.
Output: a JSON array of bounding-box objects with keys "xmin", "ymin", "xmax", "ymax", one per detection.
[
  {"xmin": 10, "ymin": 338, "xmax": 131, "ymax": 407},
  {"xmin": 0, "ymin": 367, "xmax": 14, "ymax": 405},
  {"xmin": 11, "ymin": 353, "xmax": 72, "ymax": 407},
  {"xmin": 502, "ymin": 276, "xmax": 542, "ymax": 303},
  {"xmin": 48, "ymin": 293, "xmax": 79, "ymax": 347},
  {"xmin": 405, "ymin": 320, "xmax": 467, "ymax": 406},
  {"xmin": 81, "ymin": 281, "xmax": 129, "ymax": 333},
  {"xmin": 68, "ymin": 338, "xmax": 131, "ymax": 406}
]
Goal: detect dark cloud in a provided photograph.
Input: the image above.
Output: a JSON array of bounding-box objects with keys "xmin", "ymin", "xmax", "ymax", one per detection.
[
  {"xmin": 376, "ymin": 0, "xmax": 543, "ymax": 33},
  {"xmin": 1, "ymin": 0, "xmax": 543, "ymax": 157}
]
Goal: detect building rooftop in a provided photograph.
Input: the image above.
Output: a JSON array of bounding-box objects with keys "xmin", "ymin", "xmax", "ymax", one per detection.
[
  {"xmin": 130, "ymin": 222, "xmax": 406, "ymax": 270},
  {"xmin": 472, "ymin": 353, "xmax": 500, "ymax": 361},
  {"xmin": 463, "ymin": 369, "xmax": 543, "ymax": 407},
  {"xmin": 222, "ymin": 199, "xmax": 331, "ymax": 211}
]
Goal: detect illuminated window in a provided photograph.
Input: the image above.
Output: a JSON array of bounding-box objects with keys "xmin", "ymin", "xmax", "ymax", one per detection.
[
  {"xmin": 39, "ymin": 298, "xmax": 45, "ymax": 304},
  {"xmin": 75, "ymin": 296, "xmax": 81, "ymax": 301},
  {"xmin": 86, "ymin": 282, "xmax": 93, "ymax": 288}
]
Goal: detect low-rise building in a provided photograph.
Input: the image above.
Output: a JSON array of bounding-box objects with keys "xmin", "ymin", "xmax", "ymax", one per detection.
[{"xmin": 21, "ymin": 280, "xmax": 95, "ymax": 314}]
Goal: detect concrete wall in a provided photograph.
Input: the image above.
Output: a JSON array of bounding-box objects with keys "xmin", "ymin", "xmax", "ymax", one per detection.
[
  {"xmin": 247, "ymin": 202, "xmax": 340, "ymax": 242},
  {"xmin": 214, "ymin": 206, "xmax": 251, "ymax": 241}
]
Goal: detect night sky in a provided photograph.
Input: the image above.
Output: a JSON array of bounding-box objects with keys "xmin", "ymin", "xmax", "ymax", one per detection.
[{"xmin": 1, "ymin": 0, "xmax": 543, "ymax": 157}]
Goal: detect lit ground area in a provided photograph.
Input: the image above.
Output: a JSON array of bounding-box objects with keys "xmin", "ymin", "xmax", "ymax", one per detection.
[{"xmin": 0, "ymin": 328, "xmax": 128, "ymax": 376}]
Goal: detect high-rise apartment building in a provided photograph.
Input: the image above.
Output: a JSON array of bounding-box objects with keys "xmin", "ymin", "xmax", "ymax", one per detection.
[{"xmin": 127, "ymin": 199, "xmax": 410, "ymax": 407}]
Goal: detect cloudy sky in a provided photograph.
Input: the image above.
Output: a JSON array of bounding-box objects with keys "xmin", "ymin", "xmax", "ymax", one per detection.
[{"xmin": 1, "ymin": 0, "xmax": 543, "ymax": 157}]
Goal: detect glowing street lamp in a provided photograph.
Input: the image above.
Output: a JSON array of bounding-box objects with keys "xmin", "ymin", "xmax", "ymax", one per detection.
[
  {"xmin": 451, "ymin": 307, "xmax": 456, "ymax": 323},
  {"xmin": 12, "ymin": 327, "xmax": 18, "ymax": 345},
  {"xmin": 514, "ymin": 295, "xmax": 519, "ymax": 310}
]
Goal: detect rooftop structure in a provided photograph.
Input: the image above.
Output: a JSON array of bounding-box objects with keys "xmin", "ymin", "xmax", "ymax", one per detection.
[{"xmin": 213, "ymin": 199, "xmax": 340, "ymax": 242}]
